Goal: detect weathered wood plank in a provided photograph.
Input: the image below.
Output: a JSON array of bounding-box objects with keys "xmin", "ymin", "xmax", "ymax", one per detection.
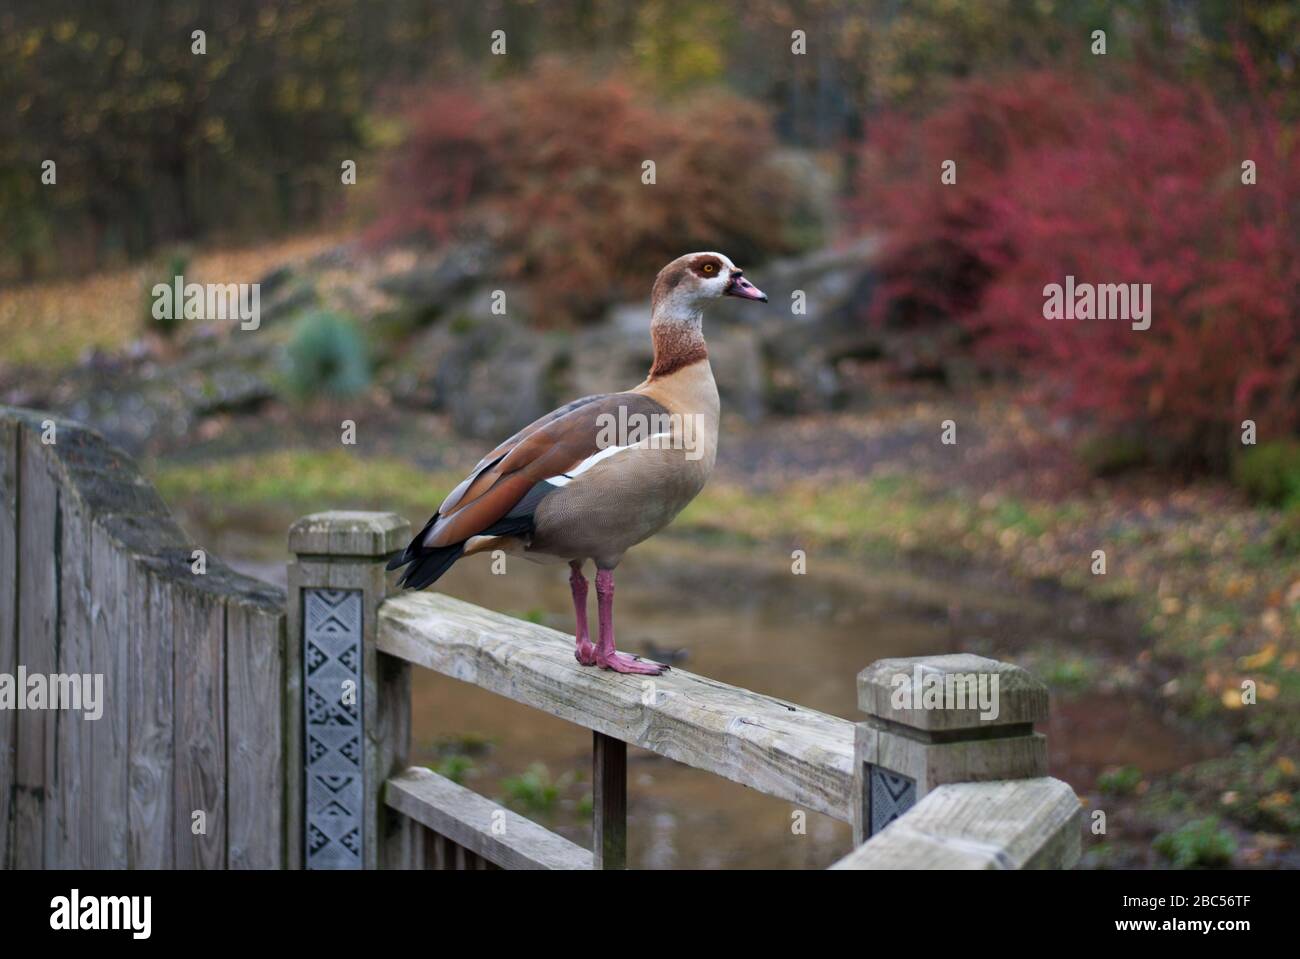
[
  {"xmin": 425, "ymin": 829, "xmax": 451, "ymax": 869},
  {"xmin": 14, "ymin": 427, "xmax": 58, "ymax": 869},
  {"xmin": 226, "ymin": 601, "xmax": 284, "ymax": 869},
  {"xmin": 89, "ymin": 525, "xmax": 130, "ymax": 867},
  {"xmin": 173, "ymin": 585, "xmax": 226, "ymax": 868},
  {"xmin": 830, "ymin": 777, "xmax": 1083, "ymax": 870},
  {"xmin": 593, "ymin": 732, "xmax": 627, "ymax": 870},
  {"xmin": 286, "ymin": 517, "xmax": 411, "ymax": 871},
  {"xmin": 376, "ymin": 644, "xmax": 411, "ymax": 870},
  {"xmin": 128, "ymin": 570, "xmax": 174, "ymax": 868},
  {"xmin": 1, "ymin": 408, "xmax": 288, "ymax": 871},
  {"xmin": 282, "ymin": 571, "xmax": 304, "ymax": 870},
  {"xmin": 378, "ymin": 592, "xmax": 856, "ymax": 821},
  {"xmin": 385, "ymin": 811, "xmax": 425, "ymax": 869},
  {"xmin": 51, "ymin": 489, "xmax": 93, "ymax": 868},
  {"xmin": 386, "ymin": 766, "xmax": 593, "ymax": 870},
  {"xmin": 0, "ymin": 418, "xmax": 19, "ymax": 869}
]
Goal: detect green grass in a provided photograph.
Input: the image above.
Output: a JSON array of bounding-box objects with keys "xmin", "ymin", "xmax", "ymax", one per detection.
[
  {"xmin": 431, "ymin": 754, "xmax": 475, "ymax": 785},
  {"xmin": 1153, "ymin": 817, "xmax": 1237, "ymax": 869},
  {"xmin": 1097, "ymin": 765, "xmax": 1144, "ymax": 797},
  {"xmin": 500, "ymin": 763, "xmax": 564, "ymax": 814},
  {"xmin": 151, "ymin": 448, "xmax": 461, "ymax": 518}
]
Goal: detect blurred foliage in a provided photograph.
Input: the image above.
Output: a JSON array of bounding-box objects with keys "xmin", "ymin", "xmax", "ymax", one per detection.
[
  {"xmin": 500, "ymin": 763, "xmax": 564, "ymax": 814},
  {"xmin": 0, "ymin": 232, "xmax": 336, "ymax": 367},
  {"xmin": 1234, "ymin": 442, "xmax": 1300, "ymax": 508},
  {"xmin": 371, "ymin": 64, "xmax": 821, "ymax": 323},
  {"xmin": 859, "ymin": 66, "xmax": 1300, "ymax": 473},
  {"xmin": 284, "ymin": 309, "xmax": 370, "ymax": 399},
  {"xmin": 1078, "ymin": 433, "xmax": 1151, "ymax": 478},
  {"xmin": 432, "ymin": 754, "xmax": 475, "ymax": 786},
  {"xmin": 143, "ymin": 249, "xmax": 191, "ymax": 339},
  {"xmin": 4, "ymin": 1, "xmax": 1295, "ymax": 282},
  {"xmin": 1153, "ymin": 816, "xmax": 1238, "ymax": 868},
  {"xmin": 152, "ymin": 448, "xmax": 456, "ymax": 516},
  {"xmin": 0, "ymin": 0, "xmax": 439, "ymax": 281},
  {"xmin": 1097, "ymin": 765, "xmax": 1144, "ymax": 797},
  {"xmin": 1271, "ymin": 508, "xmax": 1300, "ymax": 556}
]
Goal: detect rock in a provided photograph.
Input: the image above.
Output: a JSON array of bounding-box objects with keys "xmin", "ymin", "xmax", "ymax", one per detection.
[
  {"xmin": 178, "ymin": 366, "xmax": 276, "ymax": 416},
  {"xmin": 567, "ymin": 310, "xmax": 653, "ymax": 399},
  {"xmin": 433, "ymin": 313, "xmax": 561, "ymax": 440},
  {"xmin": 704, "ymin": 325, "xmax": 766, "ymax": 423},
  {"xmin": 376, "ymin": 239, "xmax": 495, "ymax": 319},
  {"xmin": 257, "ymin": 279, "xmax": 318, "ymax": 327},
  {"xmin": 699, "ymin": 236, "xmax": 883, "ymax": 414}
]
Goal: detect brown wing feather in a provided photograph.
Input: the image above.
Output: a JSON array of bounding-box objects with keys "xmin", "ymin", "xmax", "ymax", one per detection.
[
  {"xmin": 436, "ymin": 393, "xmax": 608, "ymax": 517},
  {"xmin": 420, "ymin": 392, "xmax": 669, "ymax": 549}
]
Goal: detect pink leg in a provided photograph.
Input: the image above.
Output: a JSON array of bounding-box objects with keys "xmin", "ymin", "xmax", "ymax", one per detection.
[
  {"xmin": 570, "ymin": 562, "xmax": 597, "ymax": 666},
  {"xmin": 594, "ymin": 568, "xmax": 668, "ymax": 675}
]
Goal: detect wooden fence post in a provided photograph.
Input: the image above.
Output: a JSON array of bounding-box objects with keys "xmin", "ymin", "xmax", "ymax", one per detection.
[
  {"xmin": 287, "ymin": 511, "xmax": 411, "ymax": 869},
  {"xmin": 851, "ymin": 654, "xmax": 1049, "ymax": 845}
]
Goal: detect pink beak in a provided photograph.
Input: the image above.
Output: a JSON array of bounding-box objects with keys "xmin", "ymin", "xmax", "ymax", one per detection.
[{"xmin": 725, "ymin": 271, "xmax": 767, "ymax": 302}]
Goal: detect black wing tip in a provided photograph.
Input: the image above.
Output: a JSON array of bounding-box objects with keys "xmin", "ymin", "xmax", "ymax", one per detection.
[{"xmin": 392, "ymin": 543, "xmax": 465, "ymax": 590}]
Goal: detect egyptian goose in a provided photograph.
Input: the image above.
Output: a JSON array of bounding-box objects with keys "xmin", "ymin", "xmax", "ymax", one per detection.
[{"xmin": 388, "ymin": 252, "xmax": 768, "ymax": 674}]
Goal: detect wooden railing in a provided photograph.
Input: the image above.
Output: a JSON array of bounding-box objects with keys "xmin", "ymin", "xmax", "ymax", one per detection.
[
  {"xmin": 288, "ymin": 511, "xmax": 1083, "ymax": 871},
  {"xmin": 0, "ymin": 405, "xmax": 1081, "ymax": 871}
]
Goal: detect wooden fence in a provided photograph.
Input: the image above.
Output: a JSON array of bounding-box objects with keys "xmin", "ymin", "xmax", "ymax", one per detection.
[
  {"xmin": 0, "ymin": 407, "xmax": 285, "ymax": 869},
  {"xmin": 1, "ymin": 406, "xmax": 1082, "ymax": 870}
]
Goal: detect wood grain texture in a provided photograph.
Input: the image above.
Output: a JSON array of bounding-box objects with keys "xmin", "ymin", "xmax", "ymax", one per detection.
[
  {"xmin": 385, "ymin": 766, "xmax": 593, "ymax": 870},
  {"xmin": 288, "ymin": 511, "xmax": 410, "ymax": 559},
  {"xmin": 592, "ymin": 732, "xmax": 626, "ymax": 870},
  {"xmin": 0, "ymin": 407, "xmax": 288, "ymax": 872},
  {"xmin": 173, "ymin": 586, "xmax": 225, "ymax": 868},
  {"xmin": 378, "ymin": 592, "xmax": 855, "ymax": 821},
  {"xmin": 830, "ymin": 777, "xmax": 1082, "ymax": 870},
  {"xmin": 0, "ymin": 419, "xmax": 19, "ymax": 869},
  {"xmin": 89, "ymin": 526, "xmax": 130, "ymax": 867},
  {"xmin": 52, "ymin": 490, "xmax": 93, "ymax": 868},
  {"xmin": 226, "ymin": 601, "xmax": 285, "ymax": 869},
  {"xmin": 14, "ymin": 426, "xmax": 57, "ymax": 869},
  {"xmin": 129, "ymin": 570, "xmax": 174, "ymax": 868},
  {"xmin": 282, "ymin": 567, "xmax": 305, "ymax": 870},
  {"xmin": 385, "ymin": 811, "xmax": 425, "ymax": 869}
]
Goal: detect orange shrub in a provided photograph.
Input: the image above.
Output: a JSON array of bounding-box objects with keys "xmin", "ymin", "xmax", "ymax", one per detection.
[{"xmin": 372, "ymin": 65, "xmax": 814, "ymax": 321}]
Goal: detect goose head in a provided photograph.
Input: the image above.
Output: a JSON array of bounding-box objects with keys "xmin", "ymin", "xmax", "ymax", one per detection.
[{"xmin": 651, "ymin": 252, "xmax": 768, "ymax": 325}]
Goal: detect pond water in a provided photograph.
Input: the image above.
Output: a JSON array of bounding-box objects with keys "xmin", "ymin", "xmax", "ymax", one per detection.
[{"xmin": 204, "ymin": 515, "xmax": 1209, "ymax": 869}]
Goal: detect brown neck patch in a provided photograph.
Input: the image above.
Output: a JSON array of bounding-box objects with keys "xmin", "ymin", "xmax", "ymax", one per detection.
[{"xmin": 649, "ymin": 324, "xmax": 708, "ymax": 379}]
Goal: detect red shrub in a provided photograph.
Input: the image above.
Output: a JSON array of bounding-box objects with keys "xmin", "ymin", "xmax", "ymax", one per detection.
[
  {"xmin": 373, "ymin": 65, "xmax": 812, "ymax": 322},
  {"xmin": 858, "ymin": 69, "xmax": 1300, "ymax": 469}
]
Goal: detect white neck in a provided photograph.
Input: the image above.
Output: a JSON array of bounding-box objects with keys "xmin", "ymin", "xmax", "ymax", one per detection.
[{"xmin": 651, "ymin": 288, "xmax": 705, "ymax": 332}]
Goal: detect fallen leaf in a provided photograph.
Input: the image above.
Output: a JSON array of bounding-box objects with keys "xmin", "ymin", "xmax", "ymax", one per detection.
[{"xmin": 1239, "ymin": 643, "xmax": 1277, "ymax": 670}]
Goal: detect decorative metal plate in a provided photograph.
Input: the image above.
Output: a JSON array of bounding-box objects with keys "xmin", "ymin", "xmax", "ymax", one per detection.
[
  {"xmin": 868, "ymin": 765, "xmax": 916, "ymax": 837},
  {"xmin": 304, "ymin": 588, "xmax": 364, "ymax": 869}
]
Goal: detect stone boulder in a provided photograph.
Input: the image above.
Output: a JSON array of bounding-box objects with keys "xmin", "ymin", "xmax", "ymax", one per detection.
[
  {"xmin": 375, "ymin": 239, "xmax": 496, "ymax": 322},
  {"xmin": 430, "ymin": 312, "xmax": 563, "ymax": 441}
]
